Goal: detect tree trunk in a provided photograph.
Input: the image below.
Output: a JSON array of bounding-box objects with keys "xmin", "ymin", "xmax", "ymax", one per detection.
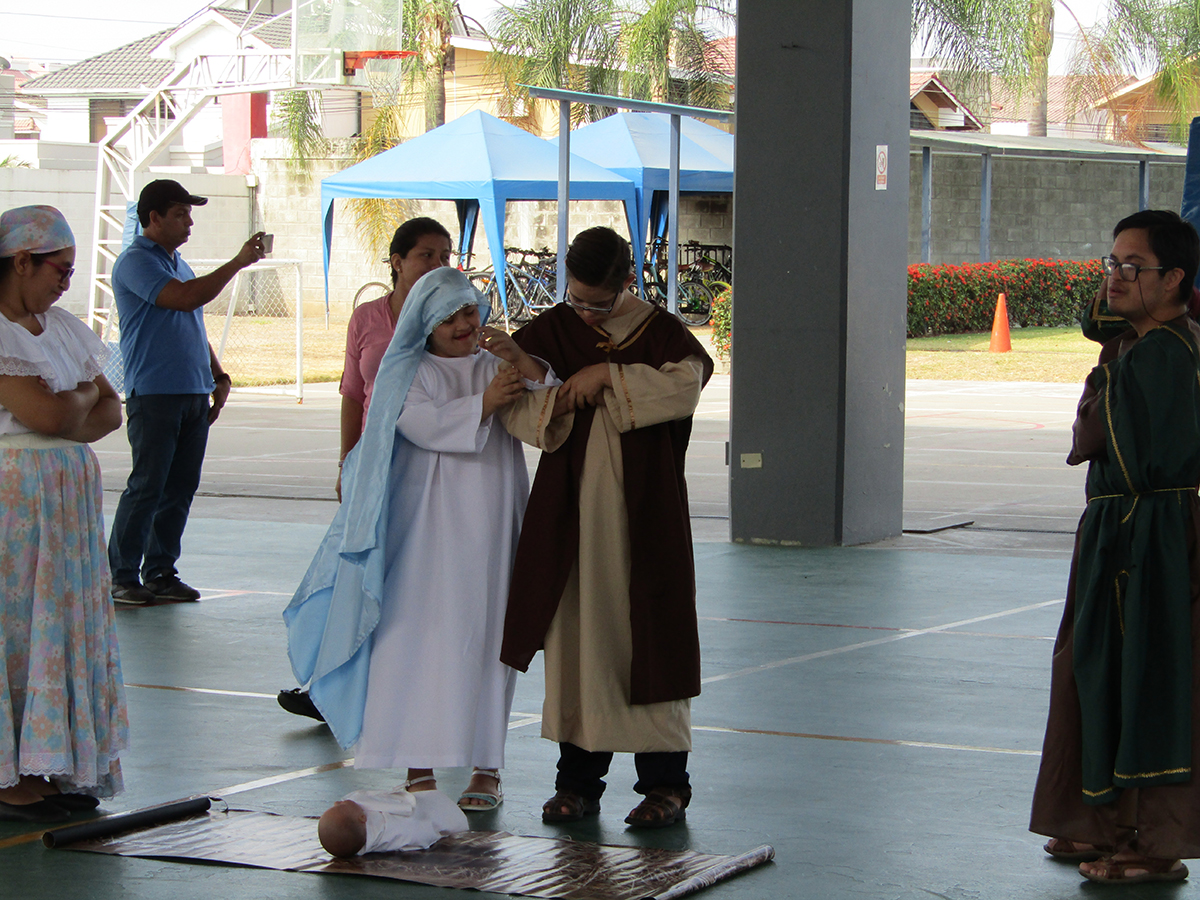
[
  {"xmin": 1028, "ymin": 0, "xmax": 1054, "ymax": 137},
  {"xmin": 421, "ymin": 7, "xmax": 450, "ymax": 132}
]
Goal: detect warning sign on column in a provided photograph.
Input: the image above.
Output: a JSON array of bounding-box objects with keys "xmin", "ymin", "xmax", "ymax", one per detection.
[{"xmin": 875, "ymin": 145, "xmax": 888, "ymax": 191}]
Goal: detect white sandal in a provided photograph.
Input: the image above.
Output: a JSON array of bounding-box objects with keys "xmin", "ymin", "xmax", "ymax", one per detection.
[
  {"xmin": 458, "ymin": 768, "xmax": 502, "ymax": 812},
  {"xmin": 404, "ymin": 774, "xmax": 437, "ymax": 791}
]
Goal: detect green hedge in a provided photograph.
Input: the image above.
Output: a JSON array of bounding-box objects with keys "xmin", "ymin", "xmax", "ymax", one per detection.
[
  {"xmin": 707, "ymin": 258, "xmax": 1104, "ymax": 360},
  {"xmin": 709, "ymin": 282, "xmax": 732, "ymax": 361},
  {"xmin": 908, "ymin": 258, "xmax": 1103, "ymax": 337}
]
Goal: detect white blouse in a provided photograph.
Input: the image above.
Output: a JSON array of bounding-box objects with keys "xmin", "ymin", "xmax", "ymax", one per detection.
[{"xmin": 0, "ymin": 306, "xmax": 105, "ymax": 436}]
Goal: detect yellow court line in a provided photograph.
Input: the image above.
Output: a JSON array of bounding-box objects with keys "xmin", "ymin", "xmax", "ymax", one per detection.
[{"xmin": 0, "ymin": 829, "xmax": 47, "ymax": 850}]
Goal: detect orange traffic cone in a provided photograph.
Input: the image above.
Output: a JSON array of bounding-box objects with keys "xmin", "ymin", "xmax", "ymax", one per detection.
[{"xmin": 989, "ymin": 292, "xmax": 1012, "ymax": 353}]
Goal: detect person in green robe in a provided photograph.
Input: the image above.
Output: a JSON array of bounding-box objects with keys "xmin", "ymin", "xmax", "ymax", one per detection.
[{"xmin": 1031, "ymin": 210, "xmax": 1200, "ymax": 885}]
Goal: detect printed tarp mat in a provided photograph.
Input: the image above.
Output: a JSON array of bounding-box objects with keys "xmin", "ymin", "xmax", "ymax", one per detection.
[{"xmin": 52, "ymin": 806, "xmax": 773, "ymax": 900}]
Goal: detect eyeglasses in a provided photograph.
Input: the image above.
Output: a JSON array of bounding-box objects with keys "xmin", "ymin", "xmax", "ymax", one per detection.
[
  {"xmin": 563, "ymin": 286, "xmax": 620, "ymax": 314},
  {"xmin": 1103, "ymin": 257, "xmax": 1165, "ymax": 282},
  {"xmin": 42, "ymin": 260, "xmax": 75, "ymax": 282}
]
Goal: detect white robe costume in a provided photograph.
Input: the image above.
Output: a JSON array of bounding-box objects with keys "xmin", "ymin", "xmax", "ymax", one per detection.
[{"xmin": 354, "ymin": 350, "xmax": 527, "ymax": 769}]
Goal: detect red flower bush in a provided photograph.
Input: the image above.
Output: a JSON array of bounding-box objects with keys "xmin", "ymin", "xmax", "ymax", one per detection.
[{"xmin": 907, "ymin": 258, "xmax": 1104, "ymax": 337}]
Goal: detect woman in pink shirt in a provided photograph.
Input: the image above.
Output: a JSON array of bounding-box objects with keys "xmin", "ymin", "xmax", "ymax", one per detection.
[{"xmin": 337, "ymin": 217, "xmax": 452, "ymax": 501}]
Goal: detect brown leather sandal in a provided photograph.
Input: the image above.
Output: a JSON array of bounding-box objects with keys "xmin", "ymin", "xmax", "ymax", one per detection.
[
  {"xmin": 1043, "ymin": 838, "xmax": 1105, "ymax": 861},
  {"xmin": 1081, "ymin": 855, "xmax": 1188, "ymax": 884},
  {"xmin": 542, "ymin": 790, "xmax": 600, "ymax": 823},
  {"xmin": 624, "ymin": 787, "xmax": 690, "ymax": 829}
]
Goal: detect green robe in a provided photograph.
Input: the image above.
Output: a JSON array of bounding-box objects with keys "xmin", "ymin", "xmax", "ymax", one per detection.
[{"xmin": 1073, "ymin": 319, "xmax": 1200, "ymax": 804}]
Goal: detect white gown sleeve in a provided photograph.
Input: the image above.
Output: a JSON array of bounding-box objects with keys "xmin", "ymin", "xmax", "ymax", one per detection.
[{"xmin": 397, "ymin": 363, "xmax": 492, "ymax": 453}]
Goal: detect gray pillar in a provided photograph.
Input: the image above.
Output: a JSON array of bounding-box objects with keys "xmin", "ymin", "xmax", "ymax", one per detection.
[{"xmin": 729, "ymin": 0, "xmax": 908, "ymax": 546}]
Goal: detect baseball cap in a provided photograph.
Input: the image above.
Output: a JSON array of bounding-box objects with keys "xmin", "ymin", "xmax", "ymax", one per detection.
[{"xmin": 137, "ymin": 179, "xmax": 208, "ymax": 222}]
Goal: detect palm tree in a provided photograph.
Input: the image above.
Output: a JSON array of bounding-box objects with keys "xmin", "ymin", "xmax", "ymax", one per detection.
[
  {"xmin": 485, "ymin": 0, "xmax": 733, "ymax": 128},
  {"xmin": 1082, "ymin": 0, "xmax": 1200, "ymax": 142},
  {"xmin": 912, "ymin": 0, "xmax": 1057, "ymax": 136},
  {"xmin": 620, "ymin": 0, "xmax": 735, "ymax": 110},
  {"xmin": 484, "ymin": 0, "xmax": 624, "ymax": 126}
]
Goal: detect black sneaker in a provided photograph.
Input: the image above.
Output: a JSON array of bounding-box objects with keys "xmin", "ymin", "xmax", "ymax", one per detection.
[
  {"xmin": 143, "ymin": 574, "xmax": 201, "ymax": 602},
  {"xmin": 111, "ymin": 581, "xmax": 155, "ymax": 606},
  {"xmin": 277, "ymin": 689, "xmax": 326, "ymax": 722}
]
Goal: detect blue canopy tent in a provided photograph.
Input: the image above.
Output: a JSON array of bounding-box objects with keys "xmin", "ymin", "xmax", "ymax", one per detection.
[
  {"xmin": 320, "ymin": 110, "xmax": 639, "ymax": 314},
  {"xmin": 557, "ymin": 112, "xmax": 735, "ymax": 264}
]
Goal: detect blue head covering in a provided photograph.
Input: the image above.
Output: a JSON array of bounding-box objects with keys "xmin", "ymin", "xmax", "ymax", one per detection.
[{"xmin": 283, "ymin": 267, "xmax": 490, "ymax": 748}]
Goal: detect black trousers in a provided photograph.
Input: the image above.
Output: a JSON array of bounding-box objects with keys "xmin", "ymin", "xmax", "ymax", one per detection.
[{"xmin": 554, "ymin": 742, "xmax": 689, "ymax": 802}]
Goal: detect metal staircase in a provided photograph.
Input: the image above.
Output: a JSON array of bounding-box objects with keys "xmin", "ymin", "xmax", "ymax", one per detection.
[{"xmin": 86, "ymin": 7, "xmax": 299, "ymax": 335}]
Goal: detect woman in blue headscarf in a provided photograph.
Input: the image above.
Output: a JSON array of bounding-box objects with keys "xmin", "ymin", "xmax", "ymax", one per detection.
[{"xmin": 286, "ymin": 267, "xmax": 553, "ymax": 810}]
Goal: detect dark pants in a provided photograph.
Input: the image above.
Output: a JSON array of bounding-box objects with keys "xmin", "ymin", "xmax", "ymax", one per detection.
[
  {"xmin": 555, "ymin": 742, "xmax": 690, "ymax": 802},
  {"xmin": 108, "ymin": 393, "xmax": 210, "ymax": 584}
]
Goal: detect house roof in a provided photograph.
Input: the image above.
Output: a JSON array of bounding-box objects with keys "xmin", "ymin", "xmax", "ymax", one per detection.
[
  {"xmin": 909, "ymin": 69, "xmax": 983, "ymax": 129},
  {"xmin": 989, "ymin": 74, "xmax": 1136, "ymax": 124},
  {"xmin": 20, "ymin": 9, "xmax": 289, "ymax": 96},
  {"xmin": 21, "ymin": 29, "xmax": 175, "ymax": 95},
  {"xmin": 709, "ymin": 36, "xmax": 735, "ymax": 77}
]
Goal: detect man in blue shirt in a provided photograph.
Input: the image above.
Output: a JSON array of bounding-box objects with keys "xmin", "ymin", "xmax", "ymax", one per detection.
[{"xmin": 108, "ymin": 179, "xmax": 265, "ymax": 604}]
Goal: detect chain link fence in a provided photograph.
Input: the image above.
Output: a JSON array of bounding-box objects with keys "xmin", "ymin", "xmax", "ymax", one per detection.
[{"xmin": 100, "ymin": 260, "xmax": 308, "ymax": 400}]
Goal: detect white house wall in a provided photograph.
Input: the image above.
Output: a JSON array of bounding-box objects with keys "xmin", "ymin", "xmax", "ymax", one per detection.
[{"xmin": 39, "ymin": 98, "xmax": 89, "ymax": 143}]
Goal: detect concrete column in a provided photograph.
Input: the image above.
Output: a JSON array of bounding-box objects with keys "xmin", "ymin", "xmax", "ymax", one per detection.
[{"xmin": 729, "ymin": 0, "xmax": 909, "ymax": 546}]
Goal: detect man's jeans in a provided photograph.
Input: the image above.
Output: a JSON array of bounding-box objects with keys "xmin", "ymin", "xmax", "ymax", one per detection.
[{"xmin": 108, "ymin": 393, "xmax": 210, "ymax": 584}]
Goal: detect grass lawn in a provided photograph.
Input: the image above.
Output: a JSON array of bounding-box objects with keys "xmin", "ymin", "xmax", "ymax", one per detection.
[
  {"xmin": 906, "ymin": 326, "xmax": 1099, "ymax": 382},
  {"xmin": 218, "ymin": 314, "xmax": 1100, "ymax": 388}
]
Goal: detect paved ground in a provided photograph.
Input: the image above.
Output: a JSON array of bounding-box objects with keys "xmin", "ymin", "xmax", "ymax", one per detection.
[{"xmin": 0, "ymin": 376, "xmax": 1124, "ymax": 900}]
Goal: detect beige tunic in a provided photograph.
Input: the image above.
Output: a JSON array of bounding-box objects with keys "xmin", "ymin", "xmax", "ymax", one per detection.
[{"xmin": 503, "ymin": 300, "xmax": 704, "ymax": 753}]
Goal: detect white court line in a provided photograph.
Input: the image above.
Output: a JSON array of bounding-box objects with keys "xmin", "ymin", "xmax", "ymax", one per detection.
[
  {"xmin": 700, "ymin": 599, "xmax": 1064, "ymax": 685},
  {"xmin": 691, "ymin": 725, "xmax": 1039, "ymax": 757}
]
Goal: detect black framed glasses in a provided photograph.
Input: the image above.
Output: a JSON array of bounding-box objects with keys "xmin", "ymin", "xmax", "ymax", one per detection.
[
  {"xmin": 563, "ymin": 286, "xmax": 620, "ymax": 313},
  {"xmin": 1103, "ymin": 257, "xmax": 1165, "ymax": 282}
]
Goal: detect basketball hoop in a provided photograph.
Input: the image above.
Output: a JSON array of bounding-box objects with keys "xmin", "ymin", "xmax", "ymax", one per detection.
[{"xmin": 342, "ymin": 50, "xmax": 417, "ymax": 77}]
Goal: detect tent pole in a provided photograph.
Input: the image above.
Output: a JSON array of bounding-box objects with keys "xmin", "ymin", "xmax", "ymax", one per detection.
[
  {"xmin": 668, "ymin": 113, "xmax": 681, "ymax": 315},
  {"xmin": 557, "ymin": 100, "xmax": 570, "ymax": 302}
]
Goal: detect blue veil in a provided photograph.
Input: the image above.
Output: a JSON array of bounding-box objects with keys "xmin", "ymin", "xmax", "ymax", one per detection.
[{"xmin": 283, "ymin": 267, "xmax": 491, "ymax": 748}]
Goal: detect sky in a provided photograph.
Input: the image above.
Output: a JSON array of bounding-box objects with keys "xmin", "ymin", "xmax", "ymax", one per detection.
[{"xmin": 0, "ymin": 0, "xmax": 1113, "ymax": 70}]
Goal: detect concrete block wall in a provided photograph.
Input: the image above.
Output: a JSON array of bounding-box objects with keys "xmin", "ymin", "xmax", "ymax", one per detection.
[{"xmin": 908, "ymin": 151, "xmax": 1187, "ymax": 265}]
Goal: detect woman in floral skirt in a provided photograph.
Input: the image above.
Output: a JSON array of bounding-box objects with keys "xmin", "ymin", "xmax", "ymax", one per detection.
[{"xmin": 0, "ymin": 205, "xmax": 128, "ymax": 822}]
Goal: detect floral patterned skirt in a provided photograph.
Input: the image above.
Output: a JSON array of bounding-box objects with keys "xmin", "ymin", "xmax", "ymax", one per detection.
[{"xmin": 0, "ymin": 440, "xmax": 128, "ymax": 796}]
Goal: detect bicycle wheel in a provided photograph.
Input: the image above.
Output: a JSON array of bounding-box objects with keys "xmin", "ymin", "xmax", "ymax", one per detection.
[
  {"xmin": 498, "ymin": 271, "xmax": 531, "ymax": 325},
  {"xmin": 353, "ymin": 281, "xmax": 390, "ymax": 309},
  {"xmin": 525, "ymin": 276, "xmax": 557, "ymax": 315},
  {"xmin": 468, "ymin": 272, "xmax": 504, "ymax": 324},
  {"xmin": 676, "ymin": 279, "xmax": 714, "ymax": 327}
]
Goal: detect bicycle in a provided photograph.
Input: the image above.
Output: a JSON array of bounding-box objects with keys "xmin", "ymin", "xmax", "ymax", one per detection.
[
  {"xmin": 468, "ymin": 247, "xmax": 559, "ymax": 327},
  {"xmin": 353, "ymin": 280, "xmax": 391, "ymax": 309},
  {"xmin": 638, "ymin": 240, "xmax": 716, "ymax": 327}
]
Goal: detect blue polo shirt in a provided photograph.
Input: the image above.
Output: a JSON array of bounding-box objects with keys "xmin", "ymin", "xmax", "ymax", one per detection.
[{"xmin": 112, "ymin": 235, "xmax": 214, "ymax": 395}]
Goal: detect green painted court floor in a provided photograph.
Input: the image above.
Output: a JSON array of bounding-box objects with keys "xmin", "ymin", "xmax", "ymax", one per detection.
[{"xmin": 1, "ymin": 381, "xmax": 1159, "ymax": 898}]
